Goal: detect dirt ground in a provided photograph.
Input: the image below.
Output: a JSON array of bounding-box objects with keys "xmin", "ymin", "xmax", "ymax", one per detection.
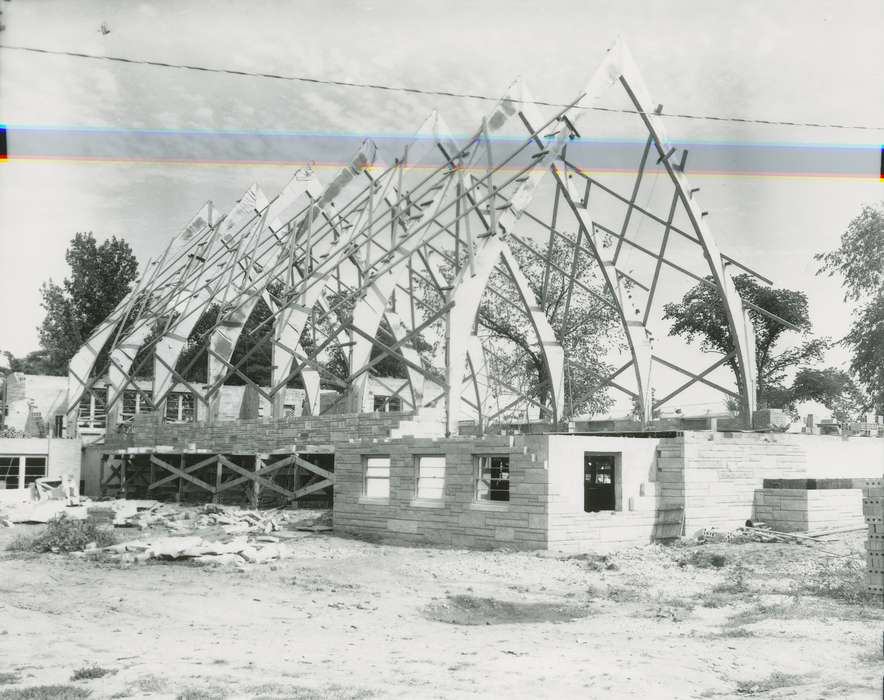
[{"xmin": 0, "ymin": 516, "xmax": 882, "ymax": 700}]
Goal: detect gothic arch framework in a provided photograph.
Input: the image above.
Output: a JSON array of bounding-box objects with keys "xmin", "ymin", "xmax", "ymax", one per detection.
[{"xmin": 67, "ymin": 39, "xmax": 794, "ymax": 437}]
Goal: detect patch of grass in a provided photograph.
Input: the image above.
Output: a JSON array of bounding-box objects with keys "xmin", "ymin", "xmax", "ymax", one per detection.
[
  {"xmin": 8, "ymin": 517, "xmax": 116, "ymax": 554},
  {"xmin": 568, "ymin": 553, "xmax": 618, "ymax": 571},
  {"xmin": 70, "ymin": 667, "xmax": 112, "ymax": 682},
  {"xmin": 735, "ymin": 671, "xmax": 809, "ymax": 695},
  {"xmin": 794, "ymin": 556, "xmax": 873, "ymax": 604},
  {"xmin": 131, "ymin": 676, "xmax": 166, "ymax": 694},
  {"xmin": 724, "ymin": 601, "xmax": 792, "ymax": 628},
  {"xmin": 697, "ymin": 591, "xmax": 732, "ymax": 608},
  {"xmin": 712, "ymin": 561, "xmax": 750, "ymax": 594},
  {"xmin": 175, "ymin": 687, "xmax": 226, "ymax": 700},
  {"xmin": 605, "ymin": 586, "xmax": 644, "ymax": 603},
  {"xmin": 681, "ymin": 550, "xmax": 728, "ymax": 569},
  {"xmin": 0, "ymin": 675, "xmax": 18, "ymax": 687},
  {"xmin": 425, "ymin": 594, "xmax": 589, "ymax": 625},
  {"xmin": 0, "ymin": 686, "xmax": 92, "ymax": 700},
  {"xmin": 250, "ymin": 685, "xmax": 374, "ymax": 700},
  {"xmin": 714, "ymin": 626, "xmax": 755, "ymax": 638}
]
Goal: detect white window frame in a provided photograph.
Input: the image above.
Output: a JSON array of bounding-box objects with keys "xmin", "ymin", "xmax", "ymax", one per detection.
[
  {"xmin": 77, "ymin": 389, "xmax": 108, "ymax": 431},
  {"xmin": 122, "ymin": 389, "xmax": 154, "ymax": 422},
  {"xmin": 363, "ymin": 455, "xmax": 391, "ymax": 499},
  {"xmin": 0, "ymin": 455, "xmax": 47, "ymax": 490},
  {"xmin": 414, "ymin": 455, "xmax": 446, "ymax": 501},
  {"xmin": 164, "ymin": 391, "xmax": 195, "ymax": 423},
  {"xmin": 475, "ymin": 454, "xmax": 511, "ymax": 503}
]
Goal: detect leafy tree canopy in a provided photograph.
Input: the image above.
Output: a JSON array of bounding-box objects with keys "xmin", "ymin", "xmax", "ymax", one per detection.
[
  {"xmin": 791, "ymin": 366, "xmax": 867, "ymax": 423},
  {"xmin": 476, "ymin": 243, "xmax": 618, "ymax": 418},
  {"xmin": 662, "ymin": 273, "xmax": 825, "ymax": 410},
  {"xmin": 37, "ymin": 232, "xmax": 138, "ymax": 375},
  {"xmin": 816, "ymin": 201, "xmax": 884, "ymax": 412}
]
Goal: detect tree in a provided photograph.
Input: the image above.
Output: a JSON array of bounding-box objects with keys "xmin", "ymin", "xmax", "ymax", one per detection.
[
  {"xmin": 816, "ymin": 201, "xmax": 884, "ymax": 413},
  {"xmin": 37, "ymin": 233, "xmax": 139, "ymax": 375},
  {"xmin": 662, "ymin": 274, "xmax": 826, "ymax": 410},
  {"xmin": 6, "ymin": 349, "xmax": 57, "ymax": 375},
  {"xmin": 791, "ymin": 367, "xmax": 867, "ymax": 423},
  {"xmin": 476, "ymin": 243, "xmax": 618, "ymax": 418}
]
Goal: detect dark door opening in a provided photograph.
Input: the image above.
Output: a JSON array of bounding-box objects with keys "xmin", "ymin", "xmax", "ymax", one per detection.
[{"xmin": 584, "ymin": 454, "xmax": 616, "ymax": 512}]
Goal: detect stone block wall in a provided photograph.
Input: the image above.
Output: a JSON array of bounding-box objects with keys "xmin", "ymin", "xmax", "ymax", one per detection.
[
  {"xmin": 545, "ymin": 434, "xmax": 663, "ymax": 551},
  {"xmin": 658, "ymin": 432, "xmax": 807, "ymax": 533},
  {"xmin": 753, "ymin": 488, "xmax": 865, "ymax": 532},
  {"xmin": 333, "ymin": 434, "xmax": 549, "ymax": 550},
  {"xmin": 105, "ymin": 411, "xmax": 411, "ymax": 453}
]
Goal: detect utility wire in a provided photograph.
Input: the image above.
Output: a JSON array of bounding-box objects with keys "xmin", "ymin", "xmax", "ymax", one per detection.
[{"xmin": 2, "ymin": 43, "xmax": 883, "ymax": 132}]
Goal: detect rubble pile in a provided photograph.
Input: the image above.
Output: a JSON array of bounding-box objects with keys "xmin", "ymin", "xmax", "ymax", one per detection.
[
  {"xmin": 92, "ymin": 500, "xmax": 330, "ymax": 534},
  {"xmin": 85, "ymin": 533, "xmax": 293, "ymax": 567}
]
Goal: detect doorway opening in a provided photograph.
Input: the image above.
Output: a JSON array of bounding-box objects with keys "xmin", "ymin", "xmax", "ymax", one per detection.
[{"xmin": 584, "ymin": 453, "xmax": 617, "ymax": 512}]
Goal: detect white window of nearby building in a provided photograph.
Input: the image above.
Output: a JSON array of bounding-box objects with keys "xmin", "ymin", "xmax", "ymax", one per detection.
[
  {"xmin": 122, "ymin": 389, "xmax": 153, "ymax": 422},
  {"xmin": 164, "ymin": 392, "xmax": 195, "ymax": 423},
  {"xmin": 0, "ymin": 457, "xmax": 19, "ymax": 489},
  {"xmin": 415, "ymin": 456, "xmax": 445, "ymax": 500},
  {"xmin": 363, "ymin": 455, "xmax": 391, "ymax": 498},
  {"xmin": 475, "ymin": 455, "xmax": 510, "ymax": 502},
  {"xmin": 77, "ymin": 389, "xmax": 108, "ymax": 431},
  {"xmin": 0, "ymin": 455, "xmax": 47, "ymax": 489},
  {"xmin": 373, "ymin": 395, "xmax": 402, "ymax": 412}
]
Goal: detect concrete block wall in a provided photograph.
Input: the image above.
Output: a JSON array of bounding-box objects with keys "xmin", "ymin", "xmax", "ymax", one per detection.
[
  {"xmin": 333, "ymin": 434, "xmax": 549, "ymax": 550},
  {"xmin": 545, "ymin": 434, "xmax": 663, "ymax": 551},
  {"xmin": 753, "ymin": 488, "xmax": 865, "ymax": 532},
  {"xmin": 105, "ymin": 411, "xmax": 412, "ymax": 453},
  {"xmin": 659, "ymin": 432, "xmax": 808, "ymax": 533}
]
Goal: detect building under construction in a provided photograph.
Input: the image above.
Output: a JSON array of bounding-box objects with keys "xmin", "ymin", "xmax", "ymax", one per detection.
[{"xmin": 32, "ymin": 38, "xmax": 881, "ymax": 549}]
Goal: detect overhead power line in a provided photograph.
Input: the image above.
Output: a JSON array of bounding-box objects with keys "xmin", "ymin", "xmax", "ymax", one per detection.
[{"xmin": 2, "ymin": 43, "xmax": 883, "ymax": 132}]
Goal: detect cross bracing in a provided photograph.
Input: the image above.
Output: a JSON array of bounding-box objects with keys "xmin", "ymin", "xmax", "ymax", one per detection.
[{"xmin": 66, "ymin": 39, "xmax": 793, "ymax": 437}]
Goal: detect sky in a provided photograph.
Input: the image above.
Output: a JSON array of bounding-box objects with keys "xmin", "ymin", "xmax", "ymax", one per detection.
[{"xmin": 0, "ymin": 0, "xmax": 881, "ymax": 413}]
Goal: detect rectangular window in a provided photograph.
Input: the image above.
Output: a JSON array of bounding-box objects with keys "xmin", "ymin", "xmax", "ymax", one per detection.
[
  {"xmin": 475, "ymin": 455, "xmax": 510, "ymax": 502},
  {"xmin": 53, "ymin": 415, "xmax": 64, "ymax": 438},
  {"xmin": 165, "ymin": 392, "xmax": 195, "ymax": 423},
  {"xmin": 415, "ymin": 456, "xmax": 445, "ymax": 500},
  {"xmin": 77, "ymin": 388, "xmax": 108, "ymax": 430},
  {"xmin": 23, "ymin": 457, "xmax": 47, "ymax": 486},
  {"xmin": 363, "ymin": 455, "xmax": 391, "ymax": 498},
  {"xmin": 372, "ymin": 395, "xmax": 402, "ymax": 413},
  {"xmin": 122, "ymin": 389, "xmax": 153, "ymax": 422},
  {"xmin": 0, "ymin": 456, "xmax": 20, "ymax": 489}
]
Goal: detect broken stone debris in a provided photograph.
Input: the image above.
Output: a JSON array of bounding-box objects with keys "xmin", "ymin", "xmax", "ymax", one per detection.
[
  {"xmin": 94, "ymin": 533, "xmax": 292, "ymax": 566},
  {"xmin": 104, "ymin": 500, "xmax": 315, "ymax": 535}
]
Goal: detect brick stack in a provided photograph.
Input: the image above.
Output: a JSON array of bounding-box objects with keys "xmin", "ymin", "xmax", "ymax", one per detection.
[{"xmin": 862, "ymin": 477, "xmax": 884, "ymax": 598}]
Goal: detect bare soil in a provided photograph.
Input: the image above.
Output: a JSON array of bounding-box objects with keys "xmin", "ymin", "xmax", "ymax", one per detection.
[{"xmin": 0, "ymin": 518, "xmax": 881, "ymax": 699}]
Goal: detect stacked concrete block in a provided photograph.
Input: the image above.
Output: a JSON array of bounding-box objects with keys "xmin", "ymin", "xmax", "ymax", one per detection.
[
  {"xmin": 754, "ymin": 487, "xmax": 865, "ymax": 532},
  {"xmin": 863, "ymin": 478, "xmax": 884, "ymax": 597}
]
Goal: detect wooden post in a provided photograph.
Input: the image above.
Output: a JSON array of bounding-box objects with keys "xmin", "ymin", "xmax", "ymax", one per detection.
[
  {"xmin": 120, "ymin": 455, "xmax": 128, "ymax": 498},
  {"xmin": 149, "ymin": 455, "xmax": 156, "ymax": 492},
  {"xmin": 177, "ymin": 454, "xmax": 185, "ymax": 503},
  {"xmin": 292, "ymin": 455, "xmax": 300, "ymax": 510},
  {"xmin": 249, "ymin": 455, "xmax": 261, "ymax": 509},
  {"xmin": 214, "ymin": 456, "xmax": 222, "ymax": 504},
  {"xmin": 99, "ymin": 455, "xmax": 106, "ymax": 498}
]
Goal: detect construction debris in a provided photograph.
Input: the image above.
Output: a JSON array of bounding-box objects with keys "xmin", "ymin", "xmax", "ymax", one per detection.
[
  {"xmin": 691, "ymin": 524, "xmax": 826, "ymax": 545},
  {"xmin": 105, "ymin": 500, "xmax": 317, "ymax": 534},
  {"xmin": 89, "ymin": 533, "xmax": 293, "ymax": 567}
]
